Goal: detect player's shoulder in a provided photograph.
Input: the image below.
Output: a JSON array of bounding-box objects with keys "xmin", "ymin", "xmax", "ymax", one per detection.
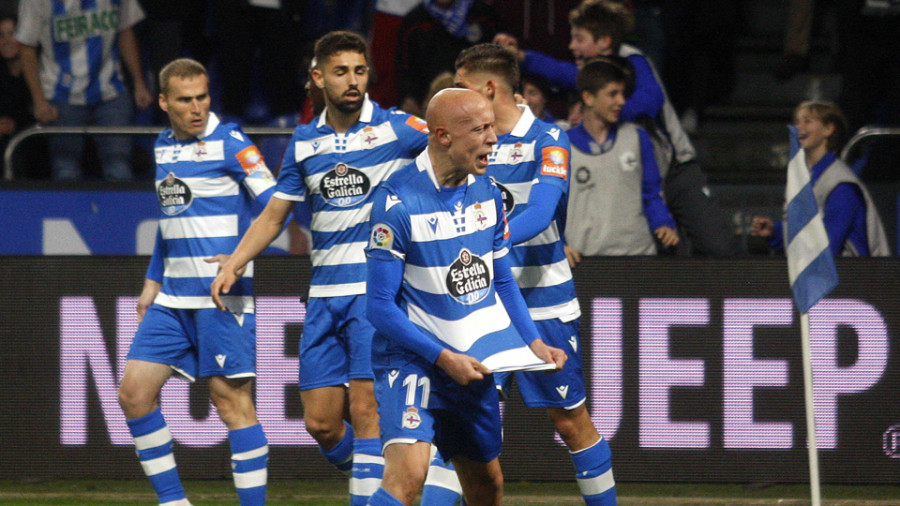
[
  {"xmin": 383, "ymin": 160, "xmax": 421, "ymax": 193},
  {"xmin": 383, "ymin": 106, "xmax": 429, "ymax": 134},
  {"xmin": 531, "ymin": 117, "xmax": 570, "ymax": 148}
]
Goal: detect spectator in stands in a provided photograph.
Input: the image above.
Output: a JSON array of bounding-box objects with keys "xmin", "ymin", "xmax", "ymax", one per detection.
[
  {"xmin": 494, "ymin": 0, "xmax": 736, "ymax": 257},
  {"xmin": 368, "ymin": 0, "xmax": 421, "ymax": 108},
  {"xmin": 0, "ymin": 14, "xmax": 38, "ymax": 175},
  {"xmin": 752, "ymin": 100, "xmax": 891, "ymax": 257},
  {"xmin": 15, "ymin": 0, "xmax": 152, "ymax": 181},
  {"xmin": 396, "ymin": 0, "xmax": 500, "ymax": 116},
  {"xmin": 521, "ymin": 74, "xmax": 569, "ymax": 128},
  {"xmin": 566, "ymin": 57, "xmax": 678, "ymax": 263}
]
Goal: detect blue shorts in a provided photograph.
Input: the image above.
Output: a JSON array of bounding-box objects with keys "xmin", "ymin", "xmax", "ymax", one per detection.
[
  {"xmin": 495, "ymin": 318, "xmax": 587, "ymax": 409},
  {"xmin": 127, "ymin": 305, "xmax": 257, "ymax": 382},
  {"xmin": 299, "ymin": 295, "xmax": 375, "ymax": 390},
  {"xmin": 374, "ymin": 355, "xmax": 502, "ymax": 463}
]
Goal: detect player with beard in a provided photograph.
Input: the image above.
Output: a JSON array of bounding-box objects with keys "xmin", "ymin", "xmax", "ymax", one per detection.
[{"xmin": 211, "ymin": 31, "xmax": 428, "ymax": 505}]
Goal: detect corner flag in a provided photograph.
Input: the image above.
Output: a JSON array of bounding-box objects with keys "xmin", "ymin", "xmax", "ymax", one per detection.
[{"xmin": 784, "ymin": 125, "xmax": 838, "ymax": 313}]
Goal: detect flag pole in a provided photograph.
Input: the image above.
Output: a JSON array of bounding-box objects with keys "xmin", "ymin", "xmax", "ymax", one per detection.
[{"xmin": 800, "ymin": 311, "xmax": 821, "ymax": 506}]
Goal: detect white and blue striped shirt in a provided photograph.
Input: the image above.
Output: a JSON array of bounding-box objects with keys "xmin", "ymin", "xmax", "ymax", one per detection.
[
  {"xmin": 487, "ymin": 105, "xmax": 580, "ymax": 322},
  {"xmin": 15, "ymin": 0, "xmax": 145, "ymax": 106},
  {"xmin": 274, "ymin": 97, "xmax": 428, "ymax": 297},
  {"xmin": 148, "ymin": 113, "xmax": 276, "ymax": 313}
]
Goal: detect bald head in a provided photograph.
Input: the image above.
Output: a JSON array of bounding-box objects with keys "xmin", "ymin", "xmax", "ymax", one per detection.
[
  {"xmin": 426, "ymin": 88, "xmax": 492, "ymax": 136},
  {"xmin": 424, "ymin": 88, "xmax": 497, "ymax": 185}
]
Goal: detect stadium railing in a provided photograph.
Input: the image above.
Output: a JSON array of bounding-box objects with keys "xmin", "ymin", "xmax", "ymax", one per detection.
[
  {"xmin": 841, "ymin": 125, "xmax": 900, "ymax": 166},
  {"xmin": 3, "ymin": 124, "xmax": 296, "ymax": 180}
]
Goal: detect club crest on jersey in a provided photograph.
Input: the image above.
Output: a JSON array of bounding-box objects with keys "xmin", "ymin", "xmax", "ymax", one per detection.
[
  {"xmin": 474, "ymin": 202, "xmax": 489, "ymax": 230},
  {"xmin": 319, "ymin": 163, "xmax": 370, "ymax": 207},
  {"xmin": 157, "ymin": 172, "xmax": 193, "ymax": 216},
  {"xmin": 446, "ymin": 248, "xmax": 491, "ymax": 305},
  {"xmin": 490, "ymin": 177, "xmax": 516, "ymax": 215},
  {"xmin": 541, "ymin": 147, "xmax": 569, "ymax": 179},
  {"xmin": 510, "ymin": 143, "xmax": 524, "ymax": 163},
  {"xmin": 619, "ymin": 151, "xmax": 638, "ymax": 172},
  {"xmin": 369, "ymin": 223, "xmax": 394, "ymax": 250},
  {"xmin": 191, "ymin": 141, "xmax": 208, "ymax": 162},
  {"xmin": 361, "ymin": 126, "xmax": 379, "ymax": 149},
  {"xmin": 402, "ymin": 407, "xmax": 422, "ymax": 429}
]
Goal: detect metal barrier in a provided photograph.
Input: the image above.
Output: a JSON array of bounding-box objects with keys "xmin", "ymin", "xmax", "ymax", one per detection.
[
  {"xmin": 3, "ymin": 125, "xmax": 295, "ymax": 181},
  {"xmin": 840, "ymin": 125, "xmax": 900, "ymax": 163}
]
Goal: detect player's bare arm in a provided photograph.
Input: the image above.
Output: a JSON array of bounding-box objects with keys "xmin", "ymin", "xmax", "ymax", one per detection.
[
  {"xmin": 435, "ymin": 349, "xmax": 491, "ymax": 386},
  {"xmin": 211, "ymin": 196, "xmax": 294, "ymax": 310},
  {"xmin": 136, "ymin": 278, "xmax": 161, "ymax": 323}
]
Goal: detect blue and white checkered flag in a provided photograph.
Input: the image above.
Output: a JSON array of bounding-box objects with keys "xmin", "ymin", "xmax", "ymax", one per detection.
[{"xmin": 784, "ymin": 125, "xmax": 838, "ymax": 313}]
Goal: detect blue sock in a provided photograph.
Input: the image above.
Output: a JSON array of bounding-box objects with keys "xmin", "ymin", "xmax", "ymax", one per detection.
[
  {"xmin": 229, "ymin": 424, "xmax": 268, "ymax": 506},
  {"xmin": 126, "ymin": 408, "xmax": 187, "ymax": 504},
  {"xmin": 350, "ymin": 437, "xmax": 384, "ymax": 505},
  {"xmin": 421, "ymin": 449, "xmax": 463, "ymax": 505},
  {"xmin": 571, "ymin": 437, "xmax": 617, "ymax": 505},
  {"xmin": 320, "ymin": 421, "xmax": 355, "ymax": 475},
  {"xmin": 367, "ymin": 487, "xmax": 406, "ymax": 506}
]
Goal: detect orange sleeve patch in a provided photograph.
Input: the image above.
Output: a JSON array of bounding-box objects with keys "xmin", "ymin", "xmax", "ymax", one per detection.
[
  {"xmin": 405, "ymin": 115, "xmax": 429, "ymax": 134},
  {"xmin": 540, "ymin": 146, "xmax": 569, "ymax": 180},
  {"xmin": 236, "ymin": 145, "xmax": 265, "ymax": 174}
]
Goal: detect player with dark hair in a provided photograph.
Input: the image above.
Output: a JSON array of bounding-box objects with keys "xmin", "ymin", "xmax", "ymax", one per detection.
[
  {"xmin": 118, "ymin": 58, "xmax": 274, "ymax": 506},
  {"xmin": 454, "ymin": 44, "xmax": 617, "ymax": 505},
  {"xmin": 364, "ymin": 87, "xmax": 566, "ymax": 506},
  {"xmin": 211, "ymin": 30, "xmax": 428, "ymax": 505}
]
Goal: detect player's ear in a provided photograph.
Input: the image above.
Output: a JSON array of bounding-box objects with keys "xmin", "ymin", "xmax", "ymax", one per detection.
[
  {"xmin": 434, "ymin": 126, "xmax": 451, "ymax": 147},
  {"xmin": 158, "ymin": 94, "xmax": 168, "ymax": 113},
  {"xmin": 311, "ymin": 68, "xmax": 325, "ymax": 90}
]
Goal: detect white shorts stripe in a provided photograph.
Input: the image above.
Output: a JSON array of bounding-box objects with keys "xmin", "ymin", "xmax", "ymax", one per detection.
[
  {"xmin": 232, "ymin": 445, "xmax": 269, "ymax": 461},
  {"xmin": 576, "ymin": 468, "xmax": 615, "ymax": 496},
  {"xmin": 133, "ymin": 426, "xmax": 172, "ymax": 450},
  {"xmin": 527, "ymin": 298, "xmax": 582, "ymax": 322},
  {"xmin": 140, "ymin": 453, "xmax": 177, "ymax": 477},
  {"xmin": 233, "ymin": 468, "xmax": 268, "ymax": 489}
]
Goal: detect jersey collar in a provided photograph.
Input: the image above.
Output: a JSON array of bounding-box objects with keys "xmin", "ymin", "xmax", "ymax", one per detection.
[
  {"xmin": 316, "ymin": 94, "xmax": 375, "ymax": 129},
  {"xmin": 509, "ymin": 104, "xmax": 537, "ymax": 138},
  {"xmin": 416, "ymin": 148, "xmax": 476, "ymax": 191}
]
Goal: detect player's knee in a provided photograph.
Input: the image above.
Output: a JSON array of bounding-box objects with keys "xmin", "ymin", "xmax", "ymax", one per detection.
[
  {"xmin": 303, "ymin": 413, "xmax": 343, "ymax": 447},
  {"xmin": 348, "ymin": 395, "xmax": 378, "ymax": 426},
  {"xmin": 383, "ymin": 462, "xmax": 428, "ymax": 503},
  {"xmin": 117, "ymin": 384, "xmax": 154, "ymax": 419},
  {"xmin": 549, "ymin": 405, "xmax": 596, "ymax": 447}
]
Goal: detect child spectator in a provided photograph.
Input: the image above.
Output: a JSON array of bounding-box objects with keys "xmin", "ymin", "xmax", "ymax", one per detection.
[
  {"xmin": 752, "ymin": 101, "xmax": 891, "ymax": 257},
  {"xmin": 566, "ymin": 57, "xmax": 678, "ymax": 263}
]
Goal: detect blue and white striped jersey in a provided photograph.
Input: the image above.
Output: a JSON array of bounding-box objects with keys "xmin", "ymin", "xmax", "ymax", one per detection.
[
  {"xmin": 366, "ymin": 151, "xmax": 542, "ymax": 371},
  {"xmin": 274, "ymin": 96, "xmax": 428, "ymax": 297},
  {"xmin": 487, "ymin": 105, "xmax": 580, "ymax": 322},
  {"xmin": 15, "ymin": 0, "xmax": 145, "ymax": 106},
  {"xmin": 147, "ymin": 113, "xmax": 276, "ymax": 313}
]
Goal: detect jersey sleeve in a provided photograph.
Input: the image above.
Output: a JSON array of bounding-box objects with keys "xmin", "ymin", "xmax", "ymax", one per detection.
[
  {"xmin": 226, "ymin": 126, "xmax": 277, "ymax": 202},
  {"xmin": 521, "ymin": 50, "xmax": 577, "ymax": 91},
  {"xmin": 533, "ymin": 128, "xmax": 572, "ymax": 194},
  {"xmin": 273, "ymin": 130, "xmax": 309, "ymax": 202},
  {"xmin": 365, "ymin": 185, "xmax": 411, "ymax": 262},
  {"xmin": 391, "ymin": 111, "xmax": 429, "ymax": 155},
  {"xmin": 637, "ymin": 127, "xmax": 676, "ymax": 230},
  {"xmin": 14, "ymin": 0, "xmax": 48, "ymax": 46},
  {"xmin": 492, "ymin": 183, "xmax": 512, "ymax": 259},
  {"xmin": 145, "ymin": 225, "xmax": 165, "ymax": 283},
  {"xmin": 620, "ymin": 54, "xmax": 666, "ymax": 121}
]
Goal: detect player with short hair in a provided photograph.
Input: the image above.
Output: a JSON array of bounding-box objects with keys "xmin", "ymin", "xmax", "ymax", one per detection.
[
  {"xmin": 118, "ymin": 58, "xmax": 274, "ymax": 506},
  {"xmin": 364, "ymin": 87, "xmax": 567, "ymax": 506},
  {"xmin": 453, "ymin": 43, "xmax": 617, "ymax": 505},
  {"xmin": 211, "ymin": 30, "xmax": 428, "ymax": 505}
]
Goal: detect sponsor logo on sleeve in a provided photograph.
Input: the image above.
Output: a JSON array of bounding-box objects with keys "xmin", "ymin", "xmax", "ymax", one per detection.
[
  {"xmin": 235, "ymin": 145, "xmax": 272, "ymax": 178},
  {"xmin": 370, "ymin": 223, "xmax": 394, "ymax": 250},
  {"xmin": 405, "ymin": 115, "xmax": 429, "ymax": 134},
  {"xmin": 540, "ymin": 146, "xmax": 569, "ymax": 180}
]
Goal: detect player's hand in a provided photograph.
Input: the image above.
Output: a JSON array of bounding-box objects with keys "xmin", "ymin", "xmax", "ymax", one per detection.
[
  {"xmin": 492, "ymin": 33, "xmax": 526, "ymax": 62},
  {"xmin": 436, "ymin": 349, "xmax": 491, "ymax": 385},
  {"xmin": 33, "ymin": 98, "xmax": 58, "ymax": 124},
  {"xmin": 136, "ymin": 279, "xmax": 161, "ymax": 323},
  {"xmin": 529, "ymin": 339, "xmax": 567, "ymax": 371},
  {"xmin": 751, "ymin": 216, "xmax": 774, "ymax": 238},
  {"xmin": 211, "ymin": 263, "xmax": 243, "ymax": 312},
  {"xmin": 654, "ymin": 226, "xmax": 680, "ymax": 247},
  {"xmin": 133, "ymin": 82, "xmax": 153, "ymax": 110},
  {"xmin": 564, "ymin": 244, "xmax": 582, "ymax": 268},
  {"xmin": 204, "ymin": 254, "xmax": 247, "ymax": 277}
]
